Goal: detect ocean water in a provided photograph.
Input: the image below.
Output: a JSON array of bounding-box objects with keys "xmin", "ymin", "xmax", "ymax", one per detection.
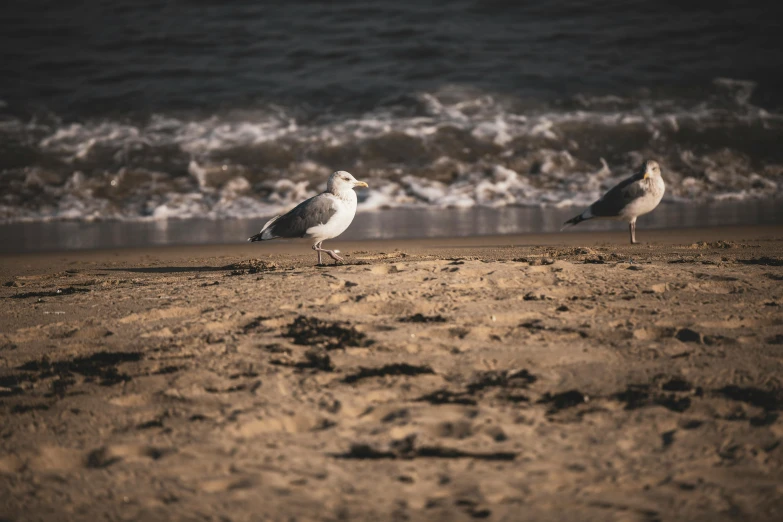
[{"xmin": 1, "ymin": 1, "xmax": 781, "ymax": 231}]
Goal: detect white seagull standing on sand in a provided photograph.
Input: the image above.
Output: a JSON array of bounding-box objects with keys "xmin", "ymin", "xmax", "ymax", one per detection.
[
  {"xmin": 562, "ymin": 160, "xmax": 665, "ymax": 244},
  {"xmin": 248, "ymin": 171, "xmax": 369, "ymax": 264}
]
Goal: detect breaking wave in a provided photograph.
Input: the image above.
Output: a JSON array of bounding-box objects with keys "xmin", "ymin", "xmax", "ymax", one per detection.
[{"xmin": 1, "ymin": 80, "xmax": 781, "ymax": 224}]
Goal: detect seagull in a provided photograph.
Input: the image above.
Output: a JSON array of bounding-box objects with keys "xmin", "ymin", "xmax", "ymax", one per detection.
[
  {"xmin": 562, "ymin": 160, "xmax": 665, "ymax": 244},
  {"xmin": 248, "ymin": 171, "xmax": 369, "ymax": 264}
]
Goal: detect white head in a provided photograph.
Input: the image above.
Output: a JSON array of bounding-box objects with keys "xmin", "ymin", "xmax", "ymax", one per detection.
[
  {"xmin": 326, "ymin": 170, "xmax": 369, "ymax": 195},
  {"xmin": 642, "ymin": 160, "xmax": 662, "ymax": 180}
]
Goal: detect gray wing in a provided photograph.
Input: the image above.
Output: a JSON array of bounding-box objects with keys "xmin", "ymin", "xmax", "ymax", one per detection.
[
  {"xmin": 261, "ymin": 194, "xmax": 338, "ymax": 239},
  {"xmin": 589, "ymin": 171, "xmax": 647, "ymax": 217}
]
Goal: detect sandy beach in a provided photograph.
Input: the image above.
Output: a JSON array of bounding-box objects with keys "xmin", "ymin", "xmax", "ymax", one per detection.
[{"xmin": 1, "ymin": 224, "xmax": 782, "ymax": 521}]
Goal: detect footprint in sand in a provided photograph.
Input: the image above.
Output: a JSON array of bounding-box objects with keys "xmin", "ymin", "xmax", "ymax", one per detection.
[
  {"xmin": 199, "ymin": 475, "xmax": 258, "ymax": 493},
  {"xmin": 119, "ymin": 306, "xmax": 199, "ymax": 324},
  {"xmin": 85, "ymin": 444, "xmax": 172, "ymax": 468},
  {"xmin": 369, "ymin": 264, "xmax": 405, "ymax": 275},
  {"xmin": 227, "ymin": 413, "xmax": 323, "ymax": 437},
  {"xmin": 632, "ymin": 326, "xmax": 677, "ymax": 341},
  {"xmin": 431, "ymin": 419, "xmax": 474, "ymax": 439}
]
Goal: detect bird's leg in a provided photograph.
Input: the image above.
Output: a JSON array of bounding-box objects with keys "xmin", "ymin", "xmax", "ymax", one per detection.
[
  {"xmin": 313, "ymin": 242, "xmax": 323, "ymax": 265},
  {"xmin": 313, "ymin": 242, "xmax": 344, "ymax": 264},
  {"xmin": 324, "ymin": 247, "xmax": 344, "ymax": 263},
  {"xmin": 629, "ymin": 220, "xmax": 638, "ymax": 244}
]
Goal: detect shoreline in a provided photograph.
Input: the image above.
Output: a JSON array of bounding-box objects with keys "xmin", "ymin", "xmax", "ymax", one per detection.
[
  {"xmin": 0, "ymin": 224, "xmax": 781, "ymax": 267},
  {"xmin": 1, "ymin": 199, "xmax": 782, "ymax": 254}
]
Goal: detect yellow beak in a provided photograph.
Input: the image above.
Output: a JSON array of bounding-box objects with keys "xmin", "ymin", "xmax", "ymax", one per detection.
[
  {"xmin": 354, "ymin": 181, "xmax": 369, "ymax": 188},
  {"xmin": 643, "ymin": 172, "xmax": 651, "ymax": 180}
]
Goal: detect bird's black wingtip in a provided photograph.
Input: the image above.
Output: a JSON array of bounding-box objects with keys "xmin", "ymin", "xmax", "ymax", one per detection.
[{"xmin": 561, "ymin": 214, "xmax": 583, "ymax": 230}]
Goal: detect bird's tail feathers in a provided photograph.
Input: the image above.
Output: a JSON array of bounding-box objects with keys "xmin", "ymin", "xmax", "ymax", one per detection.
[
  {"xmin": 261, "ymin": 214, "xmax": 282, "ymax": 230},
  {"xmin": 561, "ymin": 209, "xmax": 592, "ymax": 231},
  {"xmin": 247, "ymin": 215, "xmax": 281, "ymax": 242}
]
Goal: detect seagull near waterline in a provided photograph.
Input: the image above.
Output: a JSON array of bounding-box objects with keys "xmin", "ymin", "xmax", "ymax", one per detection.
[
  {"xmin": 248, "ymin": 171, "xmax": 368, "ymax": 264},
  {"xmin": 562, "ymin": 160, "xmax": 665, "ymax": 244}
]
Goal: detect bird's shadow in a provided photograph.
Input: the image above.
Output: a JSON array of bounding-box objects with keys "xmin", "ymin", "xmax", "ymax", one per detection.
[
  {"xmin": 102, "ymin": 266, "xmax": 231, "ymax": 274},
  {"xmin": 101, "ymin": 260, "xmax": 369, "ymax": 274}
]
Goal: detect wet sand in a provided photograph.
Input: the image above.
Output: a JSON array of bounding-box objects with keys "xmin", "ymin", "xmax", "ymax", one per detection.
[
  {"xmin": 1, "ymin": 225, "xmax": 783, "ymax": 521},
  {"xmin": 3, "ymin": 200, "xmax": 783, "ymax": 254}
]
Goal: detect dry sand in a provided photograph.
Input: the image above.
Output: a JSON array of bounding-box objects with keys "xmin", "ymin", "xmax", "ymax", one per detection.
[{"xmin": 1, "ymin": 225, "xmax": 782, "ymax": 521}]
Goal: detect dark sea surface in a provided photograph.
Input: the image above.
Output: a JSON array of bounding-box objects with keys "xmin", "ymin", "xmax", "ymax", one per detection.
[{"xmin": 1, "ymin": 0, "xmax": 781, "ymax": 245}]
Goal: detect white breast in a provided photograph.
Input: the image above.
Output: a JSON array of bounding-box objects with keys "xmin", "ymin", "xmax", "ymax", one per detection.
[
  {"xmin": 621, "ymin": 177, "xmax": 665, "ymax": 220},
  {"xmin": 305, "ymin": 191, "xmax": 357, "ymax": 242}
]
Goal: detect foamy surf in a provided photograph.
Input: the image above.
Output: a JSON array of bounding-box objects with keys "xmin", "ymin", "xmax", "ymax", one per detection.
[{"xmin": 1, "ymin": 83, "xmax": 781, "ymax": 224}]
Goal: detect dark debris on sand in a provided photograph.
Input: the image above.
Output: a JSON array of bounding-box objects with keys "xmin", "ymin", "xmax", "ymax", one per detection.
[
  {"xmin": 417, "ymin": 369, "xmax": 537, "ymax": 406},
  {"xmin": 399, "ymin": 314, "xmax": 448, "ymax": 323},
  {"xmin": 538, "ymin": 390, "xmax": 590, "ymax": 413},
  {"xmin": 284, "ymin": 315, "xmax": 374, "ymax": 351},
  {"xmin": 223, "ymin": 259, "xmax": 279, "ymax": 275},
  {"xmin": 613, "ymin": 383, "xmax": 693, "ymax": 413},
  {"xmin": 343, "ymin": 363, "xmax": 435, "ymax": 384},
  {"xmin": 465, "ymin": 369, "xmax": 537, "ymax": 394},
  {"xmin": 2, "ymin": 351, "xmax": 143, "ymax": 397},
  {"xmin": 717, "ymin": 385, "xmax": 783, "ymax": 411},
  {"xmin": 333, "ymin": 434, "xmax": 517, "ymax": 461},
  {"xmin": 737, "ymin": 257, "xmax": 783, "ymax": 267}
]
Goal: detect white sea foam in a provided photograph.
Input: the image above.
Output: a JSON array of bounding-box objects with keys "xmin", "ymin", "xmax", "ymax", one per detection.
[
  {"xmin": 26, "ymin": 86, "xmax": 780, "ymax": 164},
  {"xmin": 1, "ymin": 84, "xmax": 781, "ymax": 224}
]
